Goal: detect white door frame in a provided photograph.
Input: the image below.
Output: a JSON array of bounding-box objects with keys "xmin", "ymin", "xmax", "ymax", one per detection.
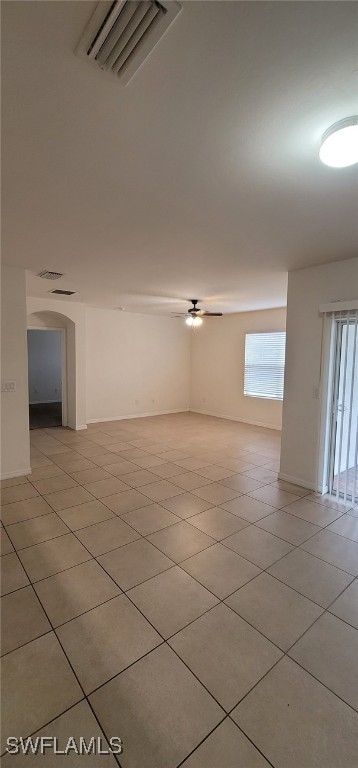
[{"xmin": 27, "ymin": 326, "xmax": 68, "ymax": 427}]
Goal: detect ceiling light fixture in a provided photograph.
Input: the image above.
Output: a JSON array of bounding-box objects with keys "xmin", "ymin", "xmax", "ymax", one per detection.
[
  {"xmin": 186, "ymin": 316, "xmax": 203, "ymax": 327},
  {"xmin": 319, "ymin": 117, "xmax": 358, "ymax": 168}
]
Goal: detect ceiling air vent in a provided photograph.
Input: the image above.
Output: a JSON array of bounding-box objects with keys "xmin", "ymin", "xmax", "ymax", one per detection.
[
  {"xmin": 50, "ymin": 290, "xmax": 77, "ymax": 296},
  {"xmin": 75, "ymin": 0, "xmax": 181, "ymax": 85},
  {"xmin": 38, "ymin": 271, "xmax": 64, "ymax": 280}
]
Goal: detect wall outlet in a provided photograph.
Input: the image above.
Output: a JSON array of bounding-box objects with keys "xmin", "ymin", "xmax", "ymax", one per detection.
[{"xmin": 1, "ymin": 381, "xmax": 16, "ymax": 392}]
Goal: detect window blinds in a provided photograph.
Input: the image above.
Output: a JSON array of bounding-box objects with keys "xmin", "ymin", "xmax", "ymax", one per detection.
[{"xmin": 244, "ymin": 332, "xmax": 286, "ymax": 400}]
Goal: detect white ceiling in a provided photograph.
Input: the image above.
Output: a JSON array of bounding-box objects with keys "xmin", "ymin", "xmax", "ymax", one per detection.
[{"xmin": 2, "ymin": 0, "xmax": 358, "ymax": 314}]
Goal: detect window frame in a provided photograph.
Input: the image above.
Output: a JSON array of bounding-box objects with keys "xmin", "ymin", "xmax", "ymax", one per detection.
[{"xmin": 243, "ymin": 330, "xmax": 286, "ymax": 402}]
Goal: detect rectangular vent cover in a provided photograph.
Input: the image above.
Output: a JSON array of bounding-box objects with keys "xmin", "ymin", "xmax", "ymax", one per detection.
[
  {"xmin": 75, "ymin": 0, "xmax": 181, "ymax": 85},
  {"xmin": 38, "ymin": 271, "xmax": 64, "ymax": 280},
  {"xmin": 50, "ymin": 290, "xmax": 76, "ymax": 296}
]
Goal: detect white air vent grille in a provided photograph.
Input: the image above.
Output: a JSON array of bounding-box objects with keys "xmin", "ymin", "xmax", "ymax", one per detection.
[
  {"xmin": 38, "ymin": 271, "xmax": 64, "ymax": 280},
  {"xmin": 75, "ymin": 0, "xmax": 181, "ymax": 85}
]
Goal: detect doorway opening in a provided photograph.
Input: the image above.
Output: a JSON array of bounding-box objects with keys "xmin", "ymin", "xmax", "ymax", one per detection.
[
  {"xmin": 327, "ymin": 312, "xmax": 358, "ymax": 505},
  {"xmin": 27, "ymin": 329, "xmax": 66, "ymax": 430}
]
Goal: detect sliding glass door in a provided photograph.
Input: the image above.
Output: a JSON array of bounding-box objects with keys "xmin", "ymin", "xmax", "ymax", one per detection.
[{"xmin": 328, "ymin": 312, "xmax": 358, "ymax": 505}]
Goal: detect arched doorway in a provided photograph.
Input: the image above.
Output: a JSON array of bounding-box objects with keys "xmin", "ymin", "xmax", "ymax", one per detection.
[{"xmin": 27, "ymin": 310, "xmax": 76, "ymax": 430}]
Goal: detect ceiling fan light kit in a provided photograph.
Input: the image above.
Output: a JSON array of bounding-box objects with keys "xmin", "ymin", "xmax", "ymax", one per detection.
[{"xmin": 174, "ymin": 299, "xmax": 223, "ymax": 326}]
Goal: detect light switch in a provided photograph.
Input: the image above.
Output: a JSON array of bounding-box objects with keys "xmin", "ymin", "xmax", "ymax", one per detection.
[{"xmin": 1, "ymin": 381, "xmax": 16, "ymax": 392}]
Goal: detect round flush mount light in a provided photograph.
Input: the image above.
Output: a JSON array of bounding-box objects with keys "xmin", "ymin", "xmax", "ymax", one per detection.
[
  {"xmin": 319, "ymin": 116, "xmax": 358, "ymax": 168},
  {"xmin": 186, "ymin": 316, "xmax": 203, "ymax": 327}
]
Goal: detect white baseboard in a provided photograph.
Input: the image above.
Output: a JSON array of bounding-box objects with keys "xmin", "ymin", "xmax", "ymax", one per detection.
[
  {"xmin": 87, "ymin": 408, "xmax": 189, "ymax": 425},
  {"xmin": 190, "ymin": 409, "xmax": 281, "ymax": 432},
  {"xmin": 75, "ymin": 424, "xmax": 88, "ymax": 431},
  {"xmin": 1, "ymin": 466, "xmax": 32, "ymax": 480},
  {"xmin": 277, "ymin": 472, "xmax": 319, "ymax": 492}
]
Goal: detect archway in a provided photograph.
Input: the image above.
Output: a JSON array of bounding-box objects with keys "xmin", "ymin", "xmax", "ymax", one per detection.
[{"xmin": 27, "ymin": 310, "xmax": 77, "ymax": 430}]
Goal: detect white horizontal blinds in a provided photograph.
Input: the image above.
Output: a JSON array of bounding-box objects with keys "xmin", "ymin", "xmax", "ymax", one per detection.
[
  {"xmin": 244, "ymin": 332, "xmax": 286, "ymax": 400},
  {"xmin": 330, "ymin": 310, "xmax": 358, "ymax": 505}
]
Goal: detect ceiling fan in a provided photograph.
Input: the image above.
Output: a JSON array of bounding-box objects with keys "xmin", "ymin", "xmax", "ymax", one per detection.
[{"xmin": 173, "ymin": 299, "xmax": 223, "ymax": 326}]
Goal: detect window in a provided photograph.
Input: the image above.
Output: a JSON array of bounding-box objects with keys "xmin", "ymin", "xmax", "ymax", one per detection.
[{"xmin": 244, "ymin": 332, "xmax": 286, "ymax": 400}]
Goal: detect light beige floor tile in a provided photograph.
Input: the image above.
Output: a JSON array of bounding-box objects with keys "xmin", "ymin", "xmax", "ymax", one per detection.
[
  {"xmin": 147, "ymin": 522, "xmax": 216, "ymax": 563},
  {"xmin": 189, "ymin": 507, "xmax": 249, "ymax": 540},
  {"xmin": 30, "ymin": 475, "xmax": 78, "ymax": 495},
  {"xmin": 305, "ymin": 492, "xmax": 351, "ymax": 512},
  {"xmin": 69, "ymin": 467, "xmax": 114, "ymax": 485},
  {"xmin": 223, "ymin": 526, "xmax": 293, "ymax": 568},
  {"xmin": 150, "ymin": 462, "xmax": 189, "ymax": 479},
  {"xmin": 329, "ymin": 579, "xmax": 358, "ymax": 629},
  {"xmin": 347, "ymin": 506, "xmax": 358, "ymax": 518},
  {"xmin": 1, "ymin": 586, "xmax": 51, "ymax": 655},
  {"xmin": 194, "ymin": 465, "xmax": 236, "ymax": 481},
  {"xmin": 56, "ymin": 500, "xmax": 115, "ymax": 530},
  {"xmin": 1, "ymin": 552, "xmax": 29, "ymax": 595},
  {"xmin": 18, "ymin": 533, "xmax": 91, "ymax": 582},
  {"xmin": 248, "ymin": 486, "xmax": 300, "ymax": 509},
  {"xmin": 57, "ymin": 594, "xmax": 161, "ymax": 693},
  {"xmin": 102, "ymin": 489, "xmax": 152, "ymax": 515},
  {"xmin": 77, "ymin": 443, "xmax": 110, "ymax": 458},
  {"xmin": 51, "ymin": 451, "xmax": 84, "ymax": 465},
  {"xmin": 44, "ymin": 486, "xmax": 94, "ymax": 511},
  {"xmin": 160, "ymin": 492, "xmax": 214, "ymax": 519},
  {"xmin": 92, "ymin": 452, "xmax": 128, "ymax": 467},
  {"xmin": 105, "ymin": 441, "xmax": 133, "ymax": 453},
  {"xmin": 193, "ymin": 483, "xmax": 241, "ymax": 505},
  {"xmin": 181, "ymin": 718, "xmax": 271, "ymax": 767},
  {"xmin": 51, "ymin": 457, "xmax": 97, "ymax": 473},
  {"xmin": 100, "ymin": 459, "xmax": 140, "ymax": 476},
  {"xmin": 122, "ymin": 503, "xmax": 180, "ymax": 535},
  {"xmin": 1, "ymin": 700, "xmax": 117, "ymax": 767},
  {"xmin": 220, "ymin": 474, "xmax": 266, "ymax": 493},
  {"xmin": 35, "ymin": 559, "xmax": 120, "ymax": 626},
  {"xmin": 270, "ymin": 480, "xmax": 311, "ymax": 497},
  {"xmin": 169, "ymin": 603, "xmax": 281, "ymax": 711},
  {"xmin": 226, "ymin": 572, "xmax": 323, "ymax": 650},
  {"xmin": 1, "ymin": 484, "xmax": 39, "ymax": 505},
  {"xmin": 76, "ymin": 516, "xmax": 140, "ymax": 556},
  {"xmin": 1, "ymin": 496, "xmax": 54, "ymax": 526},
  {"xmin": 127, "ymin": 566, "xmax": 218, "ymax": 638},
  {"xmin": 219, "ymin": 459, "xmax": 257, "ymax": 474},
  {"xmin": 232, "ymin": 656, "xmax": 358, "ymax": 768},
  {"xmin": 140, "ymin": 480, "xmax": 183, "ymax": 502},
  {"xmin": 98, "ymin": 538, "xmax": 174, "ymax": 591},
  {"xmin": 171, "ymin": 472, "xmax": 213, "ymax": 491},
  {"xmin": 1, "ymin": 528, "xmax": 14, "ymax": 555},
  {"xmin": 327, "ymin": 514, "xmax": 358, "ymax": 542},
  {"xmin": 132, "ymin": 454, "xmax": 168, "ymax": 469},
  {"xmin": 268, "ymin": 548, "xmax": 353, "ymax": 607},
  {"xmin": 301, "ymin": 529, "xmax": 358, "ymax": 575},
  {"xmin": 1, "ymin": 633, "xmax": 82, "ymax": 751},
  {"xmin": 116, "ymin": 447, "xmax": 149, "ymax": 460},
  {"xmin": 221, "ymin": 495, "xmax": 275, "ymax": 522},
  {"xmin": 157, "ymin": 450, "xmax": 191, "ymax": 461},
  {"xmin": 118, "ymin": 469, "xmax": 159, "ymax": 488},
  {"xmin": 281, "ymin": 498, "xmax": 344, "ymax": 526},
  {"xmin": 255, "ymin": 509, "xmax": 321, "ymax": 545},
  {"xmin": 30, "ymin": 455, "xmax": 54, "ymax": 469},
  {"xmin": 289, "ymin": 612, "xmax": 358, "ymax": 711},
  {"xmin": 6, "ymin": 513, "xmax": 69, "ymax": 550},
  {"xmin": 243, "ymin": 467, "xmax": 278, "ymax": 482},
  {"xmin": 1, "ymin": 475, "xmax": 29, "ymax": 488},
  {"xmin": 174, "ymin": 457, "xmax": 212, "ymax": 471},
  {"xmin": 90, "ymin": 644, "xmax": 223, "ymax": 768},
  {"xmin": 181, "ymin": 543, "xmax": 261, "ymax": 599},
  {"xmin": 84, "ymin": 476, "xmax": 131, "ymax": 498}
]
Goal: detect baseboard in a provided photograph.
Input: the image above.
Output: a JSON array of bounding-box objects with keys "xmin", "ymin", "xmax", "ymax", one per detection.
[
  {"xmin": 87, "ymin": 408, "xmax": 189, "ymax": 424},
  {"xmin": 75, "ymin": 425, "xmax": 88, "ymax": 431},
  {"xmin": 277, "ymin": 472, "xmax": 318, "ymax": 492},
  {"xmin": 189, "ymin": 409, "xmax": 281, "ymax": 432},
  {"xmin": 1, "ymin": 466, "xmax": 32, "ymax": 480},
  {"xmin": 29, "ymin": 400, "xmax": 62, "ymax": 405}
]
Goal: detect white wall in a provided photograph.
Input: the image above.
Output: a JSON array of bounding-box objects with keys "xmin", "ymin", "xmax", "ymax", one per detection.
[
  {"xmin": 85, "ymin": 308, "xmax": 191, "ymax": 421},
  {"xmin": 1, "ymin": 265, "xmax": 31, "ymax": 478},
  {"xmin": 190, "ymin": 308, "xmax": 286, "ymax": 430},
  {"xmin": 280, "ymin": 256, "xmax": 358, "ymax": 490},
  {"xmin": 28, "ymin": 330, "xmax": 62, "ymax": 403}
]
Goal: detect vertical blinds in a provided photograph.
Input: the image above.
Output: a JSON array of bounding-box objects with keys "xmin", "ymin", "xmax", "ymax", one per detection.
[{"xmin": 244, "ymin": 332, "xmax": 286, "ymax": 400}]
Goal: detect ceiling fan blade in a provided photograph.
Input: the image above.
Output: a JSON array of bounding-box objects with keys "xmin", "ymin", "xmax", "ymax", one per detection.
[{"xmin": 201, "ymin": 312, "xmax": 223, "ymax": 316}]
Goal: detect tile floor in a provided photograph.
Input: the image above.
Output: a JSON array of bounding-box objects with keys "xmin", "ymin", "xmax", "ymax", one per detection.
[{"xmin": 1, "ymin": 412, "xmax": 358, "ymax": 767}]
